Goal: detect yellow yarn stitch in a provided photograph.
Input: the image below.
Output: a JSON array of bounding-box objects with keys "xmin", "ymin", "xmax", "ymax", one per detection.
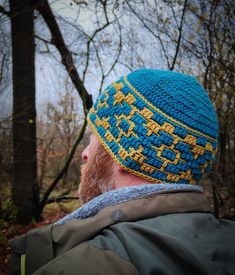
[
  {"xmin": 88, "ymin": 115, "xmax": 161, "ymax": 182},
  {"xmin": 97, "ymin": 90, "xmax": 109, "ymax": 109},
  {"xmin": 89, "ymin": 92, "xmax": 214, "ymax": 184},
  {"xmin": 124, "ymin": 76, "xmax": 216, "ymax": 142}
]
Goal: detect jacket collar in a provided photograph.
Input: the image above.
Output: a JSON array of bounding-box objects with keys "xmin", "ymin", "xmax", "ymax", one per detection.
[{"xmin": 56, "ymin": 183, "xmax": 203, "ymax": 224}]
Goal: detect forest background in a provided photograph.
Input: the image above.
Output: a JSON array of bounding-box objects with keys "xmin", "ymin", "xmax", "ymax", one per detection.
[{"xmin": 0, "ymin": 0, "xmax": 234, "ymax": 273}]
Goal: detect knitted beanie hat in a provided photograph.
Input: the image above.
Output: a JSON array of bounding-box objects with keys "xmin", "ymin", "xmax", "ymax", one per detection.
[{"xmin": 87, "ymin": 69, "xmax": 219, "ymax": 184}]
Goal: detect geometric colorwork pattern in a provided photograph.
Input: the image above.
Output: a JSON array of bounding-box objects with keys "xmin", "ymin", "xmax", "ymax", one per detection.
[{"xmin": 88, "ymin": 70, "xmax": 218, "ymax": 184}]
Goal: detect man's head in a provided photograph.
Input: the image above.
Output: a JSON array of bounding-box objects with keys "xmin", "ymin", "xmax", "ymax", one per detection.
[{"xmin": 79, "ymin": 69, "xmax": 219, "ymax": 203}]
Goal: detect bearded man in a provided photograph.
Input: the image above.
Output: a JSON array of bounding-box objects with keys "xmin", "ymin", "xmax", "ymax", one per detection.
[{"xmin": 8, "ymin": 69, "xmax": 235, "ymax": 275}]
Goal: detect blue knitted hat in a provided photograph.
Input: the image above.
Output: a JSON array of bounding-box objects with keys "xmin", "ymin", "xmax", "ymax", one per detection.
[{"xmin": 88, "ymin": 69, "xmax": 219, "ymax": 184}]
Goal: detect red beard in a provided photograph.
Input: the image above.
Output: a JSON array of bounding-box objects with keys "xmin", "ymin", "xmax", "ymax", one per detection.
[{"xmin": 78, "ymin": 143, "xmax": 115, "ymax": 204}]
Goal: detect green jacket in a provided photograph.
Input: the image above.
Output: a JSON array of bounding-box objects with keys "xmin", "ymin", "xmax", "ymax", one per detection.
[{"xmin": 8, "ymin": 191, "xmax": 235, "ymax": 275}]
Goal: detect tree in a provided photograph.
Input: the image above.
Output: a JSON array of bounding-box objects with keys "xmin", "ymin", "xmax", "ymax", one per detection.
[
  {"xmin": 0, "ymin": 0, "xmax": 120, "ymax": 223},
  {"xmin": 9, "ymin": 0, "xmax": 40, "ymax": 223},
  {"xmin": 0, "ymin": 0, "xmax": 91, "ymax": 223}
]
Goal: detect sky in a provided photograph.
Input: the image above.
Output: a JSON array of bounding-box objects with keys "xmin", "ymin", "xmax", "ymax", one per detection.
[
  {"xmin": 0, "ymin": 0, "xmax": 120, "ymax": 118},
  {"xmin": 0, "ymin": 0, "xmax": 169, "ymax": 119}
]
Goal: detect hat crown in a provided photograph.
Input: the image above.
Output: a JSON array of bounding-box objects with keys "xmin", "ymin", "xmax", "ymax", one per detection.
[{"xmin": 127, "ymin": 69, "xmax": 218, "ymax": 139}]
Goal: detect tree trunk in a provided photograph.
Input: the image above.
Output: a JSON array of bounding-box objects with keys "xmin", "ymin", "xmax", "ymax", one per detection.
[{"xmin": 10, "ymin": 0, "xmax": 40, "ymax": 224}]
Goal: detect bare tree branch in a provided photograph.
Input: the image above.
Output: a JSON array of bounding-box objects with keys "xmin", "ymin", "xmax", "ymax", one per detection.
[
  {"xmin": 0, "ymin": 54, "xmax": 6, "ymax": 84},
  {"xmin": 35, "ymin": 34, "xmax": 52, "ymax": 53},
  {"xmin": 82, "ymin": 0, "xmax": 112, "ymax": 83},
  {"xmin": 170, "ymin": 0, "xmax": 188, "ymax": 70},
  {"xmin": 35, "ymin": 34, "xmax": 51, "ymax": 44},
  {"xmin": 36, "ymin": 0, "xmax": 93, "ymax": 114},
  {"xmin": 39, "ymin": 117, "xmax": 87, "ymax": 210},
  {"xmin": 38, "ymin": 134, "xmax": 55, "ymax": 187},
  {"xmin": 47, "ymin": 196, "xmax": 79, "ymax": 204},
  {"xmin": 124, "ymin": 0, "xmax": 171, "ymax": 69},
  {"xmin": 203, "ymin": 2, "xmax": 218, "ymax": 89},
  {"xmin": 34, "ymin": 0, "xmax": 94, "ymax": 210},
  {"xmin": 94, "ymin": 13, "xmax": 123, "ymax": 94},
  {"xmin": 0, "ymin": 5, "xmax": 10, "ymax": 17}
]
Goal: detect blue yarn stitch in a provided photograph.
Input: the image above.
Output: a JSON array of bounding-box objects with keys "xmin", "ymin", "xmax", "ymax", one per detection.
[{"xmin": 127, "ymin": 69, "xmax": 218, "ymax": 138}]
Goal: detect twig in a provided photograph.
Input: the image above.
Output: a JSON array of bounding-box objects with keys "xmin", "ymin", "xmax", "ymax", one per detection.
[
  {"xmin": 0, "ymin": 5, "xmax": 10, "ymax": 17},
  {"xmin": 36, "ymin": 0, "xmax": 93, "ymax": 114},
  {"xmin": 0, "ymin": 54, "xmax": 6, "ymax": 84},
  {"xmin": 39, "ymin": 117, "xmax": 87, "ymax": 210},
  {"xmin": 124, "ymin": 0, "xmax": 171, "ymax": 69},
  {"xmin": 82, "ymin": 0, "xmax": 111, "ymax": 83},
  {"xmin": 170, "ymin": 0, "xmax": 188, "ymax": 70},
  {"xmin": 47, "ymin": 196, "xmax": 79, "ymax": 204}
]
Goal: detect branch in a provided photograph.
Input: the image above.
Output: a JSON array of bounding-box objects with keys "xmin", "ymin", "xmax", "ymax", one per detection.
[
  {"xmin": 35, "ymin": 34, "xmax": 51, "ymax": 44},
  {"xmin": 47, "ymin": 196, "xmax": 79, "ymax": 204},
  {"xmin": 0, "ymin": 5, "xmax": 10, "ymax": 17},
  {"xmin": 38, "ymin": 133, "xmax": 55, "ymax": 187},
  {"xmin": 105, "ymin": 13, "xmax": 122, "ymax": 77},
  {"xmin": 170, "ymin": 1, "xmax": 180, "ymax": 29},
  {"xmin": 82, "ymin": 0, "xmax": 111, "ymax": 83},
  {"xmin": 170, "ymin": 0, "xmax": 188, "ymax": 70},
  {"xmin": 35, "ymin": 34, "xmax": 52, "ymax": 53},
  {"xmin": 97, "ymin": 17, "xmax": 123, "ymax": 94},
  {"xmin": 124, "ymin": 0, "xmax": 171, "ymax": 69},
  {"xmin": 39, "ymin": 117, "xmax": 87, "ymax": 210},
  {"xmin": 203, "ymin": 2, "xmax": 218, "ymax": 89},
  {"xmin": 36, "ymin": 0, "xmax": 93, "ymax": 114},
  {"xmin": 0, "ymin": 54, "xmax": 6, "ymax": 84}
]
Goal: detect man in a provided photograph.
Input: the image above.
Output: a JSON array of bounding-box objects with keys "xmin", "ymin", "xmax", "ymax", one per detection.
[{"xmin": 8, "ymin": 69, "xmax": 235, "ymax": 274}]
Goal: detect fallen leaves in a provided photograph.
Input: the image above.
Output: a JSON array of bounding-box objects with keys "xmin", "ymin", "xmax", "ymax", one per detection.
[{"xmin": 0, "ymin": 209, "xmax": 67, "ymax": 275}]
